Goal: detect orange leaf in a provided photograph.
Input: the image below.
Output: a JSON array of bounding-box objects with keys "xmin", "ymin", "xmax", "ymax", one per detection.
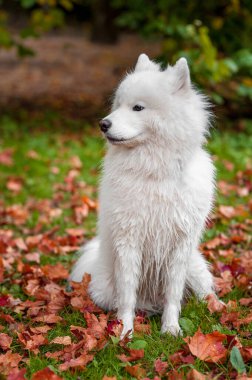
[
  {"xmin": 58, "ymin": 353, "xmax": 94, "ymax": 371},
  {"xmin": 154, "ymin": 358, "xmax": 168, "ymax": 376},
  {"xmin": 7, "ymin": 368, "xmax": 26, "ymax": 380},
  {"xmin": 206, "ymin": 294, "xmax": 226, "ymax": 314},
  {"xmin": 186, "ymin": 369, "xmax": 207, "ymax": 380},
  {"xmin": 31, "ymin": 367, "xmax": 63, "ymax": 380},
  {"xmin": 117, "ymin": 349, "xmax": 144, "ymax": 362},
  {"xmin": 239, "ymin": 298, "xmax": 252, "ymax": 307},
  {"xmin": 51, "ymin": 336, "xmax": 72, "ymax": 345},
  {"xmin": 125, "ymin": 364, "xmax": 146, "ymax": 379},
  {"xmin": 0, "ymin": 333, "xmax": 12, "ymax": 350},
  {"xmin": 184, "ymin": 328, "xmax": 227, "ymax": 363},
  {"xmin": 41, "ymin": 263, "xmax": 69, "ymax": 280},
  {"xmin": 0, "ymin": 351, "xmax": 22, "ymax": 376},
  {"xmin": 167, "ymin": 370, "xmax": 184, "ymax": 380}
]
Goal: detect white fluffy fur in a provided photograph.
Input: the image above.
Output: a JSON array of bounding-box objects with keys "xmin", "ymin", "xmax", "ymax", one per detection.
[{"xmin": 71, "ymin": 54, "xmax": 215, "ymax": 338}]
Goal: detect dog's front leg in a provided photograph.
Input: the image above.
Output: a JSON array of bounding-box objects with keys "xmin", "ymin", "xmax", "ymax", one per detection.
[
  {"xmin": 161, "ymin": 241, "xmax": 190, "ymax": 336},
  {"xmin": 114, "ymin": 246, "xmax": 141, "ymax": 339}
]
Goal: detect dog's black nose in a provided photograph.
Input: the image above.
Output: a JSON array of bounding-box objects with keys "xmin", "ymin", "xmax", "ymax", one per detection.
[{"xmin": 99, "ymin": 119, "xmax": 112, "ymax": 133}]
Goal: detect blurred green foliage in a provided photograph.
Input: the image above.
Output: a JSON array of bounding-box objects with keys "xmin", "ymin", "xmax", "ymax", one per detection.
[
  {"xmin": 0, "ymin": 0, "xmax": 251, "ymax": 114},
  {"xmin": 0, "ymin": 0, "xmax": 77, "ymax": 55},
  {"xmin": 112, "ymin": 0, "xmax": 252, "ymax": 108}
]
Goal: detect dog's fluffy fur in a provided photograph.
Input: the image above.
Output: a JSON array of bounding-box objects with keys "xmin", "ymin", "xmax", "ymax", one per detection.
[{"xmin": 71, "ymin": 54, "xmax": 215, "ymax": 337}]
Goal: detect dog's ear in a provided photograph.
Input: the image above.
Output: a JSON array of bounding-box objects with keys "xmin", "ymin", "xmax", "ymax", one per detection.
[
  {"xmin": 135, "ymin": 54, "xmax": 159, "ymax": 72},
  {"xmin": 172, "ymin": 57, "xmax": 191, "ymax": 92}
]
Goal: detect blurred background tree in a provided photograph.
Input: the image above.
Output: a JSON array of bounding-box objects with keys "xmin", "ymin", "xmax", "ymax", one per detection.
[{"xmin": 0, "ymin": 0, "xmax": 251, "ymax": 119}]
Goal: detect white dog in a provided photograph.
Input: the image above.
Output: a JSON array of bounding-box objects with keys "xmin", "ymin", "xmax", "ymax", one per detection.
[{"xmin": 71, "ymin": 54, "xmax": 215, "ymax": 338}]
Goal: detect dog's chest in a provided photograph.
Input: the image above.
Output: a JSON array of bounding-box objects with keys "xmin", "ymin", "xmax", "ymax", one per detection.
[{"xmin": 104, "ymin": 173, "xmax": 192, "ymax": 249}]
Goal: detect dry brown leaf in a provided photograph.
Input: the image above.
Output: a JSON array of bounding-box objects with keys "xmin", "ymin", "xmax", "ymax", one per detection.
[
  {"xmin": 31, "ymin": 367, "xmax": 63, "ymax": 380},
  {"xmin": 154, "ymin": 358, "xmax": 168, "ymax": 376},
  {"xmin": 234, "ymin": 312, "xmax": 252, "ymax": 328},
  {"xmin": 30, "ymin": 326, "xmax": 52, "ymax": 334},
  {"xmin": 6, "ymin": 178, "xmax": 23, "ymax": 193},
  {"xmin": 18, "ymin": 331, "xmax": 48, "ymax": 353},
  {"xmin": 167, "ymin": 370, "xmax": 184, "ymax": 380},
  {"xmin": 33, "ymin": 314, "xmax": 63, "ymax": 324},
  {"xmin": 41, "ymin": 263, "xmax": 69, "ymax": 280},
  {"xmin": 0, "ymin": 350, "xmax": 22, "ymax": 376},
  {"xmin": 59, "ymin": 353, "xmax": 94, "ymax": 371},
  {"xmin": 0, "ymin": 149, "xmax": 13, "ymax": 166},
  {"xmin": 214, "ymin": 270, "xmax": 233, "ymax": 296},
  {"xmin": 0, "ymin": 333, "xmax": 12, "ymax": 350},
  {"xmin": 184, "ymin": 328, "xmax": 227, "ymax": 363},
  {"xmin": 239, "ymin": 298, "xmax": 252, "ymax": 306},
  {"xmin": 51, "ymin": 336, "xmax": 72, "ymax": 345},
  {"xmin": 206, "ymin": 294, "xmax": 226, "ymax": 314},
  {"xmin": 7, "ymin": 368, "xmax": 27, "ymax": 380},
  {"xmin": 117, "ymin": 349, "xmax": 144, "ymax": 362},
  {"xmin": 66, "ymin": 228, "xmax": 85, "ymax": 237},
  {"xmin": 125, "ymin": 364, "xmax": 146, "ymax": 379},
  {"xmin": 186, "ymin": 369, "xmax": 207, "ymax": 380}
]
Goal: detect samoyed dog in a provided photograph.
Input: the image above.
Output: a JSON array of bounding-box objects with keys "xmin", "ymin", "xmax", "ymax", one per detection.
[{"xmin": 71, "ymin": 54, "xmax": 215, "ymax": 338}]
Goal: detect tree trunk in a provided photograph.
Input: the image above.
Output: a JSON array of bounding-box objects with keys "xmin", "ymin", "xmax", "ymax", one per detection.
[{"xmin": 91, "ymin": 0, "xmax": 118, "ymax": 44}]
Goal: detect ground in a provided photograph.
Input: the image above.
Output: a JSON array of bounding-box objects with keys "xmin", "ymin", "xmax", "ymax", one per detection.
[
  {"xmin": 0, "ymin": 31, "xmax": 161, "ymax": 118},
  {"xmin": 0, "ymin": 113, "xmax": 251, "ymax": 380}
]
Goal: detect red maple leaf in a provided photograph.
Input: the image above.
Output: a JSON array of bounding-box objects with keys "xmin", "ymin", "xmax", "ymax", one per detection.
[{"xmin": 184, "ymin": 328, "xmax": 227, "ymax": 363}]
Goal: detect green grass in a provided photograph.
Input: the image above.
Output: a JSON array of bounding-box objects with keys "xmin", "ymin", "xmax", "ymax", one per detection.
[{"xmin": 0, "ymin": 113, "xmax": 251, "ymax": 380}]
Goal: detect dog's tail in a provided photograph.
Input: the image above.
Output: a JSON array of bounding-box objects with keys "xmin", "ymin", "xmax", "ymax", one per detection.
[{"xmin": 70, "ymin": 237, "xmax": 100, "ymax": 282}]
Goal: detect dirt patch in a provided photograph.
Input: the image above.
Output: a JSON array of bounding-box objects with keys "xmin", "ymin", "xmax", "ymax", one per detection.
[{"xmin": 0, "ymin": 31, "xmax": 161, "ymax": 119}]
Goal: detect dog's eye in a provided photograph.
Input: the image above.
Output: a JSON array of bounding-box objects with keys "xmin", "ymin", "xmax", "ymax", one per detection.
[{"xmin": 132, "ymin": 105, "xmax": 145, "ymax": 111}]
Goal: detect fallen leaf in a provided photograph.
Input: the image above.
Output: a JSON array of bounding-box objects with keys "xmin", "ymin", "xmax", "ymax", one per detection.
[
  {"xmin": 33, "ymin": 314, "xmax": 63, "ymax": 323},
  {"xmin": 18, "ymin": 331, "xmax": 48, "ymax": 353},
  {"xmin": 0, "ymin": 149, "xmax": 13, "ymax": 166},
  {"xmin": 7, "ymin": 368, "xmax": 26, "ymax": 380},
  {"xmin": 25, "ymin": 252, "xmax": 40, "ymax": 263},
  {"xmin": 0, "ymin": 351, "xmax": 22, "ymax": 376},
  {"xmin": 0, "ymin": 257, "xmax": 4, "ymax": 283},
  {"xmin": 30, "ymin": 326, "xmax": 52, "ymax": 334},
  {"xmin": 66, "ymin": 228, "xmax": 85, "ymax": 237},
  {"xmin": 214, "ymin": 270, "xmax": 233, "ymax": 296},
  {"xmin": 234, "ymin": 312, "xmax": 252, "ymax": 328},
  {"xmin": 168, "ymin": 350, "xmax": 195, "ymax": 365},
  {"xmin": 59, "ymin": 353, "xmax": 94, "ymax": 371},
  {"xmin": 70, "ymin": 155, "xmax": 82, "ymax": 169},
  {"xmin": 51, "ymin": 336, "xmax": 72, "ymax": 345},
  {"xmin": 154, "ymin": 358, "xmax": 168, "ymax": 376},
  {"xmin": 117, "ymin": 349, "xmax": 144, "ymax": 362},
  {"xmin": 186, "ymin": 368, "xmax": 207, "ymax": 380},
  {"xmin": 31, "ymin": 367, "xmax": 63, "ymax": 380},
  {"xmin": 0, "ymin": 333, "xmax": 12, "ymax": 350},
  {"xmin": 167, "ymin": 370, "xmax": 184, "ymax": 380},
  {"xmin": 0, "ymin": 295, "xmax": 9, "ymax": 306},
  {"xmin": 219, "ymin": 205, "xmax": 240, "ymax": 219},
  {"xmin": 125, "ymin": 364, "xmax": 146, "ymax": 379},
  {"xmin": 41, "ymin": 263, "xmax": 69, "ymax": 280},
  {"xmin": 184, "ymin": 328, "xmax": 227, "ymax": 363},
  {"xmin": 206, "ymin": 294, "xmax": 226, "ymax": 314},
  {"xmin": 240, "ymin": 347, "xmax": 252, "ymax": 362},
  {"xmin": 239, "ymin": 298, "xmax": 252, "ymax": 306},
  {"xmin": 7, "ymin": 178, "xmax": 23, "ymax": 193}
]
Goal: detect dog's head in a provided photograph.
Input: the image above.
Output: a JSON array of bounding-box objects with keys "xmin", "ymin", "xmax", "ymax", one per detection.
[{"xmin": 100, "ymin": 54, "xmax": 210, "ymax": 149}]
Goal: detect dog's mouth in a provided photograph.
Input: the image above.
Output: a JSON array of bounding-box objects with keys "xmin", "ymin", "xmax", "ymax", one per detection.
[
  {"xmin": 106, "ymin": 136, "xmax": 128, "ymax": 144},
  {"xmin": 105, "ymin": 134, "xmax": 142, "ymax": 145}
]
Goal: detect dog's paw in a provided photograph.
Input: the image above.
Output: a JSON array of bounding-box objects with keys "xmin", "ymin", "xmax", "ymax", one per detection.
[
  {"xmin": 161, "ymin": 323, "xmax": 182, "ymax": 337},
  {"xmin": 120, "ymin": 324, "xmax": 133, "ymax": 340},
  {"xmin": 119, "ymin": 316, "xmax": 134, "ymax": 340}
]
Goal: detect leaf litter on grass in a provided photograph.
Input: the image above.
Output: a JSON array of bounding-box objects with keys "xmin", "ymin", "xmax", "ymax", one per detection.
[{"xmin": 0, "ymin": 120, "xmax": 252, "ymax": 379}]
